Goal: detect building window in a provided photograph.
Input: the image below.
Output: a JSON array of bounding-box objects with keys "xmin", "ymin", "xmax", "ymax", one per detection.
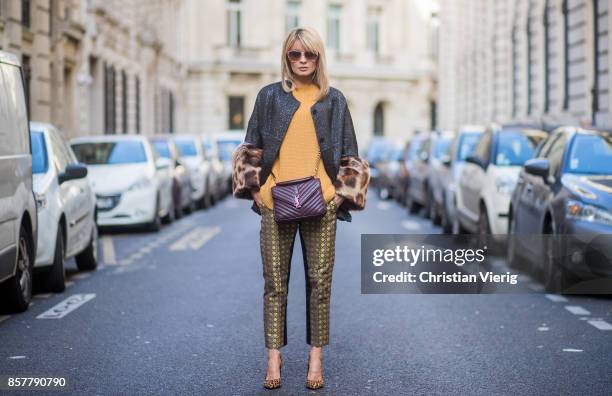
[
  {"xmin": 227, "ymin": 0, "xmax": 242, "ymax": 48},
  {"xmin": 592, "ymin": 0, "xmax": 600, "ymax": 125},
  {"xmin": 366, "ymin": 7, "xmax": 380, "ymax": 54},
  {"xmin": 327, "ymin": 4, "xmax": 341, "ymax": 51},
  {"xmin": 286, "ymin": 0, "xmax": 300, "ymax": 32},
  {"xmin": 104, "ymin": 63, "xmax": 116, "ymax": 134},
  {"xmin": 228, "ymin": 96, "xmax": 245, "ymax": 130},
  {"xmin": 511, "ymin": 22, "xmax": 519, "ymax": 118},
  {"xmin": 562, "ymin": 0, "xmax": 569, "ymax": 110},
  {"xmin": 373, "ymin": 102, "xmax": 384, "ymax": 136},
  {"xmin": 21, "ymin": 0, "xmax": 31, "ymax": 28},
  {"xmin": 22, "ymin": 55, "xmax": 31, "ymax": 115},
  {"xmin": 159, "ymin": 88, "xmax": 174, "ymax": 134},
  {"xmin": 135, "ymin": 76, "xmax": 141, "ymax": 134}
]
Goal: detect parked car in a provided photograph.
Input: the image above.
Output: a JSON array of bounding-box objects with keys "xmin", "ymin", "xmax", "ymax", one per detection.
[
  {"xmin": 30, "ymin": 122, "xmax": 98, "ymax": 293},
  {"xmin": 456, "ymin": 124, "xmax": 548, "ymax": 243},
  {"xmin": 213, "ymin": 131, "xmax": 243, "ymax": 197},
  {"xmin": 393, "ymin": 139, "xmax": 413, "ymax": 205},
  {"xmin": 70, "ymin": 135, "xmax": 173, "ymax": 231},
  {"xmin": 439, "ymin": 126, "xmax": 484, "ymax": 233},
  {"xmin": 173, "ymin": 134, "xmax": 213, "ymax": 209},
  {"xmin": 406, "ymin": 132, "xmax": 449, "ymax": 215},
  {"xmin": 508, "ymin": 126, "xmax": 612, "ymax": 291},
  {"xmin": 0, "ymin": 51, "xmax": 38, "ymax": 312},
  {"xmin": 366, "ymin": 137, "xmax": 395, "ymax": 188},
  {"xmin": 422, "ymin": 131, "xmax": 454, "ymax": 222},
  {"xmin": 375, "ymin": 143, "xmax": 405, "ymax": 200},
  {"xmin": 151, "ymin": 135, "xmax": 194, "ymax": 219}
]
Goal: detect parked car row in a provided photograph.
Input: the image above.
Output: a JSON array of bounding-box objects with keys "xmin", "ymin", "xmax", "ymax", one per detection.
[
  {"xmin": 0, "ymin": 49, "xmax": 241, "ymax": 313},
  {"xmin": 372, "ymin": 123, "xmax": 612, "ymax": 292}
]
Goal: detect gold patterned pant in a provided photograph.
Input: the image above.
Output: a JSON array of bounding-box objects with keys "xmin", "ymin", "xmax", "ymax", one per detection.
[{"xmin": 259, "ymin": 200, "xmax": 338, "ymax": 349}]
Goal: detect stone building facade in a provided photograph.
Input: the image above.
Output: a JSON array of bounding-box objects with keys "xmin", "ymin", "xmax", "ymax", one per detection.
[
  {"xmin": 0, "ymin": 0, "xmax": 185, "ymax": 139},
  {"xmin": 438, "ymin": 0, "xmax": 611, "ymax": 130},
  {"xmin": 181, "ymin": 0, "xmax": 438, "ymax": 147}
]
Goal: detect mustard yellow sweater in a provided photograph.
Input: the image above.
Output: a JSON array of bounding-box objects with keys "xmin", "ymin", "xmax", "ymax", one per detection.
[{"xmin": 260, "ymin": 83, "xmax": 336, "ymax": 209}]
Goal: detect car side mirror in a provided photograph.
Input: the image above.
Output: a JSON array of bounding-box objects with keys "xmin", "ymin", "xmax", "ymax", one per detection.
[
  {"xmin": 156, "ymin": 157, "xmax": 171, "ymax": 170},
  {"xmin": 524, "ymin": 158, "xmax": 550, "ymax": 180},
  {"xmin": 440, "ymin": 154, "xmax": 452, "ymax": 167},
  {"xmin": 465, "ymin": 155, "xmax": 484, "ymax": 169},
  {"xmin": 419, "ymin": 151, "xmax": 429, "ymax": 162},
  {"xmin": 58, "ymin": 163, "xmax": 88, "ymax": 184}
]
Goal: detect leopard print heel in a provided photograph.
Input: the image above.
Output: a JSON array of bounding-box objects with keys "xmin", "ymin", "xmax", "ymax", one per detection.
[
  {"xmin": 305, "ymin": 355, "xmax": 325, "ymax": 390},
  {"xmin": 263, "ymin": 355, "xmax": 283, "ymax": 390}
]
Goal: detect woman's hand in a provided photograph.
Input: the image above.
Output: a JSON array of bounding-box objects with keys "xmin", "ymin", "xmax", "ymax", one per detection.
[
  {"xmin": 251, "ymin": 189, "xmax": 264, "ymax": 208},
  {"xmin": 333, "ymin": 194, "xmax": 345, "ymax": 207}
]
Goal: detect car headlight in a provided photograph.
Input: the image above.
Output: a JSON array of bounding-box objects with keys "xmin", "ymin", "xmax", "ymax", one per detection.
[
  {"xmin": 566, "ymin": 200, "xmax": 612, "ymax": 226},
  {"xmin": 127, "ymin": 178, "xmax": 153, "ymax": 192},
  {"xmin": 35, "ymin": 192, "xmax": 47, "ymax": 211},
  {"xmin": 496, "ymin": 177, "xmax": 515, "ymax": 195}
]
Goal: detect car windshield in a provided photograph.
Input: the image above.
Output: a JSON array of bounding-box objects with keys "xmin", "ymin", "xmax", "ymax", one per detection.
[
  {"xmin": 151, "ymin": 139, "xmax": 171, "ymax": 159},
  {"xmin": 30, "ymin": 131, "xmax": 48, "ymax": 174},
  {"xmin": 71, "ymin": 141, "xmax": 147, "ymax": 165},
  {"xmin": 566, "ymin": 133, "xmax": 612, "ymax": 175},
  {"xmin": 432, "ymin": 137, "xmax": 452, "ymax": 159},
  {"xmin": 456, "ymin": 132, "xmax": 481, "ymax": 161},
  {"xmin": 494, "ymin": 131, "xmax": 545, "ymax": 166},
  {"xmin": 175, "ymin": 139, "xmax": 198, "ymax": 157},
  {"xmin": 218, "ymin": 140, "xmax": 241, "ymax": 161},
  {"xmin": 367, "ymin": 141, "xmax": 393, "ymax": 163}
]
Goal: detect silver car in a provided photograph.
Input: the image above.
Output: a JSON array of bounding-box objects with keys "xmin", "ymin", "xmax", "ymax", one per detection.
[{"xmin": 0, "ymin": 51, "xmax": 38, "ymax": 313}]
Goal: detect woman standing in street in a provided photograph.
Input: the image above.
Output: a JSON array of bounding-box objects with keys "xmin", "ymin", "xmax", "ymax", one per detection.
[{"xmin": 231, "ymin": 27, "xmax": 370, "ymax": 390}]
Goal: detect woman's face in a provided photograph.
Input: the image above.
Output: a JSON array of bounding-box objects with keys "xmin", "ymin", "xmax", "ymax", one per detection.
[{"xmin": 287, "ymin": 40, "xmax": 317, "ymax": 79}]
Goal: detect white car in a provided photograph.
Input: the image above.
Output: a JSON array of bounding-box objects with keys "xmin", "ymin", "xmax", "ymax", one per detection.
[
  {"xmin": 213, "ymin": 131, "xmax": 244, "ymax": 196},
  {"xmin": 30, "ymin": 122, "xmax": 98, "ymax": 292},
  {"xmin": 456, "ymin": 124, "xmax": 548, "ymax": 242},
  {"xmin": 173, "ymin": 134, "xmax": 213, "ymax": 208},
  {"xmin": 201, "ymin": 135, "xmax": 228, "ymax": 203},
  {"xmin": 70, "ymin": 135, "xmax": 173, "ymax": 231}
]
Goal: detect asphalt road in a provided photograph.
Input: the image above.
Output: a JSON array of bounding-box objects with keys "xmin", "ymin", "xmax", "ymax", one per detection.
[{"xmin": 0, "ymin": 192, "xmax": 611, "ymax": 395}]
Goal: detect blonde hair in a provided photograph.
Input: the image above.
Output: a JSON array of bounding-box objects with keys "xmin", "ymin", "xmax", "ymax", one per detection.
[{"xmin": 281, "ymin": 27, "xmax": 329, "ymax": 101}]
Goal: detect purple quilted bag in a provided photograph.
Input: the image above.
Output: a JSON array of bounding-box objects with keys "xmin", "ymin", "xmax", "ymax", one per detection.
[{"xmin": 271, "ymin": 151, "xmax": 326, "ymax": 223}]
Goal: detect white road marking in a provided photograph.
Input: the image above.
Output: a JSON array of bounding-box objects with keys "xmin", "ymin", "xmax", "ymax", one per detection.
[
  {"xmin": 8, "ymin": 356, "xmax": 26, "ymax": 359},
  {"xmin": 377, "ymin": 202, "xmax": 391, "ymax": 210},
  {"xmin": 37, "ymin": 294, "xmax": 96, "ymax": 319},
  {"xmin": 562, "ymin": 348, "xmax": 583, "ymax": 353},
  {"xmin": 545, "ymin": 294, "xmax": 568, "ymax": 302},
  {"xmin": 0, "ymin": 315, "xmax": 10, "ymax": 324},
  {"xmin": 587, "ymin": 320, "xmax": 612, "ymax": 331},
  {"xmin": 65, "ymin": 281, "xmax": 75, "ymax": 288},
  {"xmin": 401, "ymin": 220, "xmax": 421, "ymax": 231},
  {"xmin": 101, "ymin": 236, "xmax": 116, "ymax": 265},
  {"xmin": 537, "ymin": 326, "xmax": 550, "ymax": 331},
  {"xmin": 34, "ymin": 293, "xmax": 53, "ymax": 299},
  {"xmin": 527, "ymin": 283, "xmax": 545, "ymax": 292},
  {"xmin": 169, "ymin": 226, "xmax": 221, "ymax": 252},
  {"xmin": 565, "ymin": 306, "xmax": 591, "ymax": 316}
]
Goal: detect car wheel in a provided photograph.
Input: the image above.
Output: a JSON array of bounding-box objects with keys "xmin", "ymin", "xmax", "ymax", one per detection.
[
  {"xmin": 506, "ymin": 212, "xmax": 521, "ymax": 269},
  {"xmin": 406, "ymin": 192, "xmax": 420, "ymax": 214},
  {"xmin": 542, "ymin": 222, "xmax": 569, "ymax": 293},
  {"xmin": 76, "ymin": 225, "xmax": 99, "ymax": 271},
  {"xmin": 424, "ymin": 188, "xmax": 434, "ymax": 220},
  {"xmin": 441, "ymin": 197, "xmax": 452, "ymax": 234},
  {"xmin": 162, "ymin": 200, "xmax": 175, "ymax": 224},
  {"xmin": 147, "ymin": 196, "xmax": 162, "ymax": 232},
  {"xmin": 477, "ymin": 205, "xmax": 491, "ymax": 250},
  {"xmin": 43, "ymin": 228, "xmax": 66, "ymax": 293},
  {"xmin": 379, "ymin": 187, "xmax": 390, "ymax": 200},
  {"xmin": 0, "ymin": 225, "xmax": 33, "ymax": 313}
]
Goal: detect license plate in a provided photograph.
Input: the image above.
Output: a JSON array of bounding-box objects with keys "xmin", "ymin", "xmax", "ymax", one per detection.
[{"xmin": 96, "ymin": 197, "xmax": 114, "ymax": 209}]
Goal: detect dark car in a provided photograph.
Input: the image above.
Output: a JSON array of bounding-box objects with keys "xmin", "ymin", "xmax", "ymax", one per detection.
[
  {"xmin": 402, "ymin": 133, "xmax": 429, "ymax": 212},
  {"xmin": 405, "ymin": 132, "xmax": 453, "ymax": 217},
  {"xmin": 425, "ymin": 131, "xmax": 454, "ymax": 223},
  {"xmin": 508, "ymin": 127, "xmax": 612, "ymax": 292}
]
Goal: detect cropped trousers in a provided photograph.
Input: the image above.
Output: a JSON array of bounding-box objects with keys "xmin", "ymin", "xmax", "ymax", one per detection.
[{"xmin": 259, "ymin": 200, "xmax": 338, "ymax": 349}]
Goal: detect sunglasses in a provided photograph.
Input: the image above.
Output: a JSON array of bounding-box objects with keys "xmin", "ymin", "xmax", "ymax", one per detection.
[{"xmin": 286, "ymin": 50, "xmax": 319, "ymax": 62}]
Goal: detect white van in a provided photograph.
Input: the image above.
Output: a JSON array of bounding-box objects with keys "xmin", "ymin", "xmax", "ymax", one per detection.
[{"xmin": 0, "ymin": 51, "xmax": 38, "ymax": 313}]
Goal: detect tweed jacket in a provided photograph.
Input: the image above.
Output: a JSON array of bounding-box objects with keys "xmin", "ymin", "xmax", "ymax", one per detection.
[{"xmin": 231, "ymin": 81, "xmax": 370, "ymax": 222}]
